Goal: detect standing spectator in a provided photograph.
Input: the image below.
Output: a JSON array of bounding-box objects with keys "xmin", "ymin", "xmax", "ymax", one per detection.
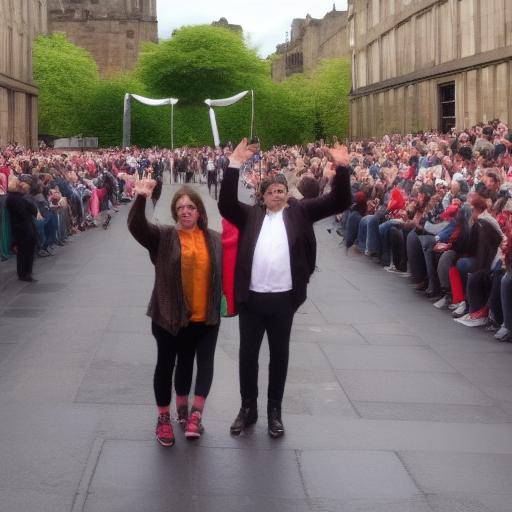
[{"xmin": 5, "ymin": 177, "xmax": 38, "ymax": 282}]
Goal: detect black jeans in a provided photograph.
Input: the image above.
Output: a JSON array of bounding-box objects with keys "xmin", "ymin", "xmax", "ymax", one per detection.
[
  {"xmin": 238, "ymin": 291, "xmax": 295, "ymax": 403},
  {"xmin": 151, "ymin": 321, "xmax": 219, "ymax": 407},
  {"xmin": 15, "ymin": 236, "xmax": 36, "ymax": 278}
]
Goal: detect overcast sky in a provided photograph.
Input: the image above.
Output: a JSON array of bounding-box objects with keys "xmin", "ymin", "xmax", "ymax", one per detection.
[{"xmin": 157, "ymin": 0, "xmax": 348, "ymax": 58}]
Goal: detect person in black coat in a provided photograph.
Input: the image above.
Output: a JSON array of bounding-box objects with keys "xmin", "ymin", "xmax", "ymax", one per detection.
[
  {"xmin": 5, "ymin": 179, "xmax": 38, "ymax": 282},
  {"xmin": 218, "ymin": 138, "xmax": 351, "ymax": 438}
]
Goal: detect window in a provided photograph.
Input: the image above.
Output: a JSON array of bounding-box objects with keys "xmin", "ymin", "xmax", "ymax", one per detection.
[{"xmin": 439, "ymin": 82, "xmax": 456, "ymax": 133}]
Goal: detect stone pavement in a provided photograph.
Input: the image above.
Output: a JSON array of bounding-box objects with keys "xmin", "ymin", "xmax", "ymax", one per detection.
[{"xmin": 1, "ymin": 180, "xmax": 512, "ymax": 512}]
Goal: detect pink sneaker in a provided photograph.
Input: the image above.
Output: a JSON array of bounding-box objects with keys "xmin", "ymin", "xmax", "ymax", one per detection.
[
  {"xmin": 155, "ymin": 413, "xmax": 175, "ymax": 447},
  {"xmin": 185, "ymin": 410, "xmax": 204, "ymax": 440}
]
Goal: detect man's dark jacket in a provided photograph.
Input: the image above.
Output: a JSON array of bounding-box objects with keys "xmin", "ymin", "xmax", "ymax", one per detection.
[
  {"xmin": 219, "ymin": 165, "xmax": 351, "ymax": 311},
  {"xmin": 5, "ymin": 191, "xmax": 37, "ymax": 243}
]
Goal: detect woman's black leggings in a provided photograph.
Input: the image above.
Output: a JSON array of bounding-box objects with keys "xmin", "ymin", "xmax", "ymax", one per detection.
[{"xmin": 151, "ymin": 321, "xmax": 219, "ymax": 407}]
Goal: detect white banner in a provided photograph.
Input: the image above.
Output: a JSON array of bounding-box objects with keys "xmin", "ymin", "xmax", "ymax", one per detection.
[
  {"xmin": 205, "ymin": 90, "xmax": 249, "ymax": 108},
  {"xmin": 130, "ymin": 94, "xmax": 179, "ymax": 107},
  {"xmin": 204, "ymin": 90, "xmax": 253, "ymax": 148},
  {"xmin": 123, "ymin": 93, "xmax": 179, "ymax": 148}
]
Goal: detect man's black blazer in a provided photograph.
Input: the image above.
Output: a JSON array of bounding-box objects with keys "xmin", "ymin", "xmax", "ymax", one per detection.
[{"xmin": 218, "ymin": 165, "xmax": 351, "ymax": 310}]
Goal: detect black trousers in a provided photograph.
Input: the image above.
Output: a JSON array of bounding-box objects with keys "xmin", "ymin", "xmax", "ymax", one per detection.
[
  {"xmin": 207, "ymin": 171, "xmax": 218, "ymax": 198},
  {"xmin": 15, "ymin": 236, "xmax": 36, "ymax": 278},
  {"xmin": 238, "ymin": 291, "xmax": 295, "ymax": 403},
  {"xmin": 151, "ymin": 321, "xmax": 219, "ymax": 407}
]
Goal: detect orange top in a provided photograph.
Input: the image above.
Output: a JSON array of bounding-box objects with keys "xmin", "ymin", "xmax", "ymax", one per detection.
[{"xmin": 178, "ymin": 227, "xmax": 211, "ymax": 322}]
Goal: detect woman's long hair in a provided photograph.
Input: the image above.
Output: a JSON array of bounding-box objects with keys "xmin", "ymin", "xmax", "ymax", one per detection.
[{"xmin": 170, "ymin": 186, "xmax": 208, "ymax": 231}]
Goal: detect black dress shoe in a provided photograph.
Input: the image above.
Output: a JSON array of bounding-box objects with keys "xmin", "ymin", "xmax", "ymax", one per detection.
[
  {"xmin": 267, "ymin": 401, "xmax": 285, "ymax": 438},
  {"xmin": 230, "ymin": 400, "xmax": 258, "ymax": 436},
  {"xmin": 19, "ymin": 276, "xmax": 38, "ymax": 282}
]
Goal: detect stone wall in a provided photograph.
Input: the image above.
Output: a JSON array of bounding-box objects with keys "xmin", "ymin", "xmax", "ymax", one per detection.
[
  {"xmin": 47, "ymin": 0, "xmax": 158, "ymax": 76},
  {"xmin": 348, "ymin": 0, "xmax": 512, "ymax": 138},
  {"xmin": 272, "ymin": 9, "xmax": 350, "ymax": 82},
  {"xmin": 0, "ymin": 0, "xmax": 47, "ymax": 148}
]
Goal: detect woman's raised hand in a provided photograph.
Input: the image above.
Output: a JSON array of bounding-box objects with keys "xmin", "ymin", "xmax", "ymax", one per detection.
[{"xmin": 134, "ymin": 178, "xmax": 157, "ymax": 198}]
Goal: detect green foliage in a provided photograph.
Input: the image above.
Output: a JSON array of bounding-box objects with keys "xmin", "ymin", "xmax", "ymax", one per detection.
[
  {"xmin": 33, "ymin": 29, "xmax": 352, "ymax": 148},
  {"xmin": 83, "ymin": 75, "xmax": 172, "ymax": 148},
  {"xmin": 33, "ymin": 33, "xmax": 99, "ymax": 137},
  {"xmin": 277, "ymin": 57, "xmax": 351, "ymax": 145},
  {"xmin": 136, "ymin": 25, "xmax": 267, "ymax": 104}
]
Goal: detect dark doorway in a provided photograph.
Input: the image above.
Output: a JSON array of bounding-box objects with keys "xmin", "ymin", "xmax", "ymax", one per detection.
[{"xmin": 439, "ymin": 82, "xmax": 456, "ymax": 133}]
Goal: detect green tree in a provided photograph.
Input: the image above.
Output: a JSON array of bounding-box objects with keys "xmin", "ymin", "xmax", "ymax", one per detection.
[
  {"xmin": 33, "ymin": 33, "xmax": 99, "ymax": 137},
  {"xmin": 33, "ymin": 29, "xmax": 352, "ymax": 148},
  {"xmin": 84, "ymin": 75, "xmax": 172, "ymax": 148},
  {"xmin": 137, "ymin": 25, "xmax": 267, "ymax": 103}
]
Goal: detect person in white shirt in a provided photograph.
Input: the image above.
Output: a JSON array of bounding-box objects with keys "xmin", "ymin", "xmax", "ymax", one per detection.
[{"xmin": 219, "ymin": 138, "xmax": 351, "ymax": 438}]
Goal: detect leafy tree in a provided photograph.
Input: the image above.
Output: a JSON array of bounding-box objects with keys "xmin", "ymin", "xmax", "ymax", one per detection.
[
  {"xmin": 137, "ymin": 25, "xmax": 267, "ymax": 104},
  {"xmin": 33, "ymin": 33, "xmax": 99, "ymax": 137},
  {"xmin": 84, "ymin": 75, "xmax": 172, "ymax": 148},
  {"xmin": 33, "ymin": 30, "xmax": 352, "ymax": 148}
]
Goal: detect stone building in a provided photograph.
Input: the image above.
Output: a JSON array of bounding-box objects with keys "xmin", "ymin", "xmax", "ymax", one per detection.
[
  {"xmin": 272, "ymin": 7, "xmax": 350, "ymax": 82},
  {"xmin": 348, "ymin": 0, "xmax": 512, "ymax": 138},
  {"xmin": 47, "ymin": 0, "xmax": 158, "ymax": 76},
  {"xmin": 211, "ymin": 17, "xmax": 243, "ymax": 35},
  {"xmin": 0, "ymin": 0, "xmax": 47, "ymax": 148}
]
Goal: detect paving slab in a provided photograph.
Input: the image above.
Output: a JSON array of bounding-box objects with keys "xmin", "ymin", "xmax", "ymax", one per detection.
[
  {"xmin": 322, "ymin": 345, "xmax": 456, "ymax": 373},
  {"xmin": 300, "ymin": 450, "xmax": 421, "ymax": 501},
  {"xmin": 399, "ymin": 451, "xmax": 512, "ymax": 495},
  {"xmin": 337, "ymin": 369, "xmax": 494, "ymax": 406}
]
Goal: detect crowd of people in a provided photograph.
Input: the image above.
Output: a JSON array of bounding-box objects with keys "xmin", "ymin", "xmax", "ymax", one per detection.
[
  {"xmin": 236, "ymin": 122, "xmax": 512, "ymax": 341},
  {"xmin": 2, "ymin": 122, "xmax": 512, "ymax": 335},
  {"xmin": 2, "ymin": 119, "xmax": 512, "ymax": 444},
  {"xmin": 0, "ymin": 144, "xmax": 232, "ymax": 280}
]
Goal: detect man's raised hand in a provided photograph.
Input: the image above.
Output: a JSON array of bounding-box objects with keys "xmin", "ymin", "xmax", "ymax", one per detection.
[
  {"xmin": 133, "ymin": 178, "xmax": 157, "ymax": 198},
  {"xmin": 230, "ymin": 138, "xmax": 260, "ymax": 167},
  {"xmin": 325, "ymin": 143, "xmax": 350, "ymax": 168}
]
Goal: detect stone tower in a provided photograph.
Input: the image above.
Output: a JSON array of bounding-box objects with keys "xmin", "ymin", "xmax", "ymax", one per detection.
[{"xmin": 47, "ymin": 0, "xmax": 158, "ymax": 76}]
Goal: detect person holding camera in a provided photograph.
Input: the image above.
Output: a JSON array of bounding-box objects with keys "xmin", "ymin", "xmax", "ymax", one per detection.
[{"xmin": 218, "ymin": 138, "xmax": 351, "ymax": 438}]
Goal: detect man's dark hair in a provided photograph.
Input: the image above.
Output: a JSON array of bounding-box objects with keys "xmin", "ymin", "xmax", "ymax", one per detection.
[
  {"xmin": 298, "ymin": 177, "xmax": 320, "ymax": 199},
  {"xmin": 419, "ymin": 184, "xmax": 435, "ymax": 197},
  {"xmin": 483, "ymin": 126, "xmax": 494, "ymax": 138},
  {"xmin": 259, "ymin": 174, "xmax": 288, "ymax": 196},
  {"xmin": 459, "ymin": 146, "xmax": 473, "ymax": 161}
]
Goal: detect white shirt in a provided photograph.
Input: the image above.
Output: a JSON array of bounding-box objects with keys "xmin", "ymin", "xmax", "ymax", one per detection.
[{"xmin": 250, "ymin": 208, "xmax": 292, "ymax": 293}]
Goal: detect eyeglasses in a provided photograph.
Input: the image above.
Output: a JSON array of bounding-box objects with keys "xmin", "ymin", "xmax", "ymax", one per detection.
[
  {"xmin": 176, "ymin": 204, "xmax": 197, "ymax": 212},
  {"xmin": 264, "ymin": 188, "xmax": 286, "ymax": 196}
]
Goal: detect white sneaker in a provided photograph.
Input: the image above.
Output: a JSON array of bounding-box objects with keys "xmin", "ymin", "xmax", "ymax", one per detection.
[
  {"xmin": 448, "ymin": 301, "xmax": 461, "ymax": 311},
  {"xmin": 454, "ymin": 313, "xmax": 471, "ymax": 323},
  {"xmin": 452, "ymin": 301, "xmax": 467, "ymax": 317},
  {"xmin": 433, "ymin": 295, "xmax": 449, "ymax": 310},
  {"xmin": 384, "ymin": 264, "xmax": 397, "ymax": 272},
  {"xmin": 495, "ymin": 326, "xmax": 510, "ymax": 340},
  {"xmin": 456, "ymin": 316, "xmax": 488, "ymax": 327}
]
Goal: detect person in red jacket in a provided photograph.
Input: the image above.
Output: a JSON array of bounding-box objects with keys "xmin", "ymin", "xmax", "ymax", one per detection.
[{"xmin": 221, "ymin": 218, "xmax": 239, "ymax": 317}]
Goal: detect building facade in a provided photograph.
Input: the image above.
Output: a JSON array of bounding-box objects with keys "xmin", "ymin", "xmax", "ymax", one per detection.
[
  {"xmin": 211, "ymin": 17, "xmax": 243, "ymax": 35},
  {"xmin": 0, "ymin": 0, "xmax": 47, "ymax": 148},
  {"xmin": 47, "ymin": 0, "xmax": 158, "ymax": 76},
  {"xmin": 272, "ymin": 8, "xmax": 350, "ymax": 82},
  {"xmin": 348, "ymin": 0, "xmax": 512, "ymax": 138}
]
